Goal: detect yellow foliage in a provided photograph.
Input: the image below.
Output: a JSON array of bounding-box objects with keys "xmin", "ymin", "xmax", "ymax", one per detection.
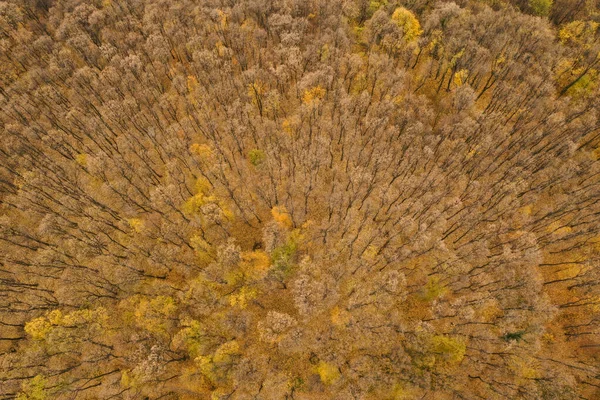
[
  {"xmin": 229, "ymin": 286, "xmax": 257, "ymax": 309},
  {"xmin": 281, "ymin": 118, "xmax": 293, "ymax": 134},
  {"xmin": 17, "ymin": 375, "xmax": 47, "ymax": 400},
  {"xmin": 368, "ymin": 1, "xmax": 388, "ymax": 17},
  {"xmin": 331, "ymin": 306, "xmax": 351, "ymax": 326},
  {"xmin": 316, "ymin": 361, "xmax": 340, "ymax": 385},
  {"xmin": 387, "ymin": 383, "xmax": 418, "ymax": 400},
  {"xmin": 47, "ymin": 310, "xmax": 63, "ymax": 325},
  {"xmin": 75, "ymin": 153, "xmax": 88, "ymax": 167},
  {"xmin": 529, "ymin": 0, "xmax": 553, "ymax": 16},
  {"xmin": 248, "ymin": 149, "xmax": 266, "ymax": 166},
  {"xmin": 61, "ymin": 308, "xmax": 108, "ymax": 326},
  {"xmin": 182, "ymin": 193, "xmax": 212, "ymax": 215},
  {"xmin": 271, "ymin": 206, "xmax": 293, "ymax": 228},
  {"xmin": 450, "ymin": 49, "xmax": 465, "ymax": 67},
  {"xmin": 591, "ymin": 296, "xmax": 600, "ymax": 312},
  {"xmin": 248, "ymin": 80, "xmax": 266, "ymax": 104},
  {"xmin": 508, "ymin": 355, "xmax": 540, "ymax": 379},
  {"xmin": 221, "ymin": 206, "xmax": 234, "ymax": 221},
  {"xmin": 362, "ymin": 245, "xmax": 379, "ymax": 261},
  {"xmin": 391, "ymin": 7, "xmax": 422, "ymax": 42},
  {"xmin": 173, "ymin": 319, "xmax": 204, "ymax": 358},
  {"xmin": 320, "ymin": 43, "xmax": 330, "ymax": 61},
  {"xmin": 241, "ymin": 18, "xmax": 257, "ymax": 32},
  {"xmin": 190, "ymin": 234, "xmax": 213, "ymax": 260},
  {"xmin": 559, "ymin": 20, "xmax": 599, "ymax": 44},
  {"xmin": 127, "ymin": 218, "xmax": 143, "ymax": 233},
  {"xmin": 241, "ymin": 250, "xmax": 271, "ymax": 278},
  {"xmin": 542, "ymin": 333, "xmax": 555, "ymax": 343},
  {"xmin": 453, "ymin": 69, "xmax": 469, "ymax": 87},
  {"xmin": 190, "ymin": 143, "xmax": 213, "ymax": 160},
  {"xmin": 196, "ymin": 355, "xmax": 216, "ymax": 382},
  {"xmin": 421, "ymin": 276, "xmax": 447, "ymax": 301},
  {"xmin": 519, "ymin": 204, "xmax": 533, "ymax": 216},
  {"xmin": 24, "ymin": 317, "xmax": 52, "ymax": 341},
  {"xmin": 147, "ymin": 296, "xmax": 175, "ymax": 315},
  {"xmin": 426, "ymin": 29, "xmax": 443, "ymax": 52},
  {"xmin": 182, "ymin": 187, "xmax": 232, "ymax": 221},
  {"xmin": 478, "ymin": 301, "xmax": 502, "ymax": 322},
  {"xmin": 568, "ymin": 68, "xmax": 598, "ymax": 97},
  {"xmin": 302, "ymin": 86, "xmax": 326, "ymax": 105},
  {"xmin": 120, "ymin": 370, "xmax": 133, "ymax": 388},
  {"xmin": 496, "ymin": 53, "xmax": 506, "ymax": 65},
  {"xmin": 187, "ymin": 75, "xmax": 199, "ymax": 92},
  {"xmin": 215, "ymin": 9, "xmax": 227, "ymax": 29},
  {"xmin": 281, "ymin": 116, "xmax": 300, "ymax": 136},
  {"xmin": 195, "ymin": 341, "xmax": 241, "ymax": 384},
  {"xmin": 211, "ymin": 388, "xmax": 230, "ymax": 400},
  {"xmin": 194, "ymin": 177, "xmax": 211, "ymax": 195},
  {"xmin": 224, "ymin": 269, "xmax": 245, "ymax": 286},
  {"xmin": 215, "ymin": 41, "xmax": 226, "ymax": 57},
  {"xmin": 546, "ymin": 220, "xmax": 572, "ymax": 235},
  {"xmin": 556, "ymin": 264, "xmax": 582, "ymax": 280},
  {"xmin": 190, "ymin": 235, "xmax": 210, "ymax": 252},
  {"xmin": 213, "ymin": 340, "xmax": 240, "ymax": 363},
  {"xmin": 393, "ymin": 94, "xmax": 406, "ymax": 105},
  {"xmin": 24, "ymin": 308, "xmax": 108, "ymax": 341},
  {"xmin": 125, "ymin": 296, "xmax": 177, "ymax": 335},
  {"xmin": 430, "ymin": 335, "xmax": 467, "ymax": 364},
  {"xmin": 177, "ymin": 366, "xmax": 212, "ymax": 395}
]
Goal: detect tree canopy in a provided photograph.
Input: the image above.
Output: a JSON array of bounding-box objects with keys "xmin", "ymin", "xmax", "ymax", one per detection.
[{"xmin": 1, "ymin": 0, "xmax": 600, "ymax": 399}]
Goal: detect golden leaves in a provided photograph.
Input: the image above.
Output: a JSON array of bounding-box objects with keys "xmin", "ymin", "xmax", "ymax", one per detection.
[
  {"xmin": 361, "ymin": 244, "xmax": 379, "ymax": 261},
  {"xmin": 315, "ymin": 361, "xmax": 340, "ymax": 385},
  {"xmin": 127, "ymin": 218, "xmax": 143, "ymax": 233},
  {"xmin": 546, "ymin": 220, "xmax": 573, "ymax": 236},
  {"xmin": 559, "ymin": 20, "xmax": 599, "ymax": 45},
  {"xmin": 172, "ymin": 319, "xmax": 204, "ymax": 358},
  {"xmin": 24, "ymin": 317, "xmax": 52, "ymax": 341},
  {"xmin": 391, "ymin": 7, "xmax": 422, "ymax": 42},
  {"xmin": 186, "ymin": 75, "xmax": 199, "ymax": 92},
  {"xmin": 215, "ymin": 9, "xmax": 228, "ymax": 29},
  {"xmin": 248, "ymin": 149, "xmax": 266, "ymax": 166},
  {"xmin": 508, "ymin": 355, "xmax": 540, "ymax": 380},
  {"xmin": 120, "ymin": 296, "xmax": 176, "ymax": 336},
  {"xmin": 24, "ymin": 308, "xmax": 109, "ymax": 341},
  {"xmin": 181, "ymin": 178, "xmax": 233, "ymax": 222},
  {"xmin": 529, "ymin": 0, "xmax": 553, "ymax": 17},
  {"xmin": 189, "ymin": 143, "xmax": 213, "ymax": 160},
  {"xmin": 271, "ymin": 206, "xmax": 293, "ymax": 228},
  {"xmin": 75, "ymin": 153, "xmax": 88, "ymax": 167},
  {"xmin": 195, "ymin": 340, "xmax": 241, "ymax": 385},
  {"xmin": 228, "ymin": 286, "xmax": 257, "ymax": 309},
  {"xmin": 212, "ymin": 340, "xmax": 240, "ymax": 363},
  {"xmin": 430, "ymin": 335, "xmax": 467, "ymax": 364},
  {"xmin": 421, "ymin": 276, "xmax": 447, "ymax": 301},
  {"xmin": 330, "ymin": 306, "xmax": 351, "ymax": 326},
  {"xmin": 16, "ymin": 375, "xmax": 47, "ymax": 400},
  {"xmin": 302, "ymin": 86, "xmax": 326, "ymax": 105},
  {"xmin": 248, "ymin": 80, "xmax": 266, "ymax": 104},
  {"xmin": 241, "ymin": 250, "xmax": 271, "ymax": 278},
  {"xmin": 453, "ymin": 69, "xmax": 469, "ymax": 87}
]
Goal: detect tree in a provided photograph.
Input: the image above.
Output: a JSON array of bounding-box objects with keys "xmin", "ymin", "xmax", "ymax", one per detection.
[{"xmin": 1, "ymin": 0, "xmax": 600, "ymax": 398}]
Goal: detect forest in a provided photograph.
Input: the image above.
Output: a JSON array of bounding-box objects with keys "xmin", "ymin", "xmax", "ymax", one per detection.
[{"xmin": 0, "ymin": 0, "xmax": 599, "ymax": 398}]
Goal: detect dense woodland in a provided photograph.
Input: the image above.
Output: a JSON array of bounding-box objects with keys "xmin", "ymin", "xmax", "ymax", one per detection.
[{"xmin": 1, "ymin": 0, "xmax": 600, "ymax": 398}]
